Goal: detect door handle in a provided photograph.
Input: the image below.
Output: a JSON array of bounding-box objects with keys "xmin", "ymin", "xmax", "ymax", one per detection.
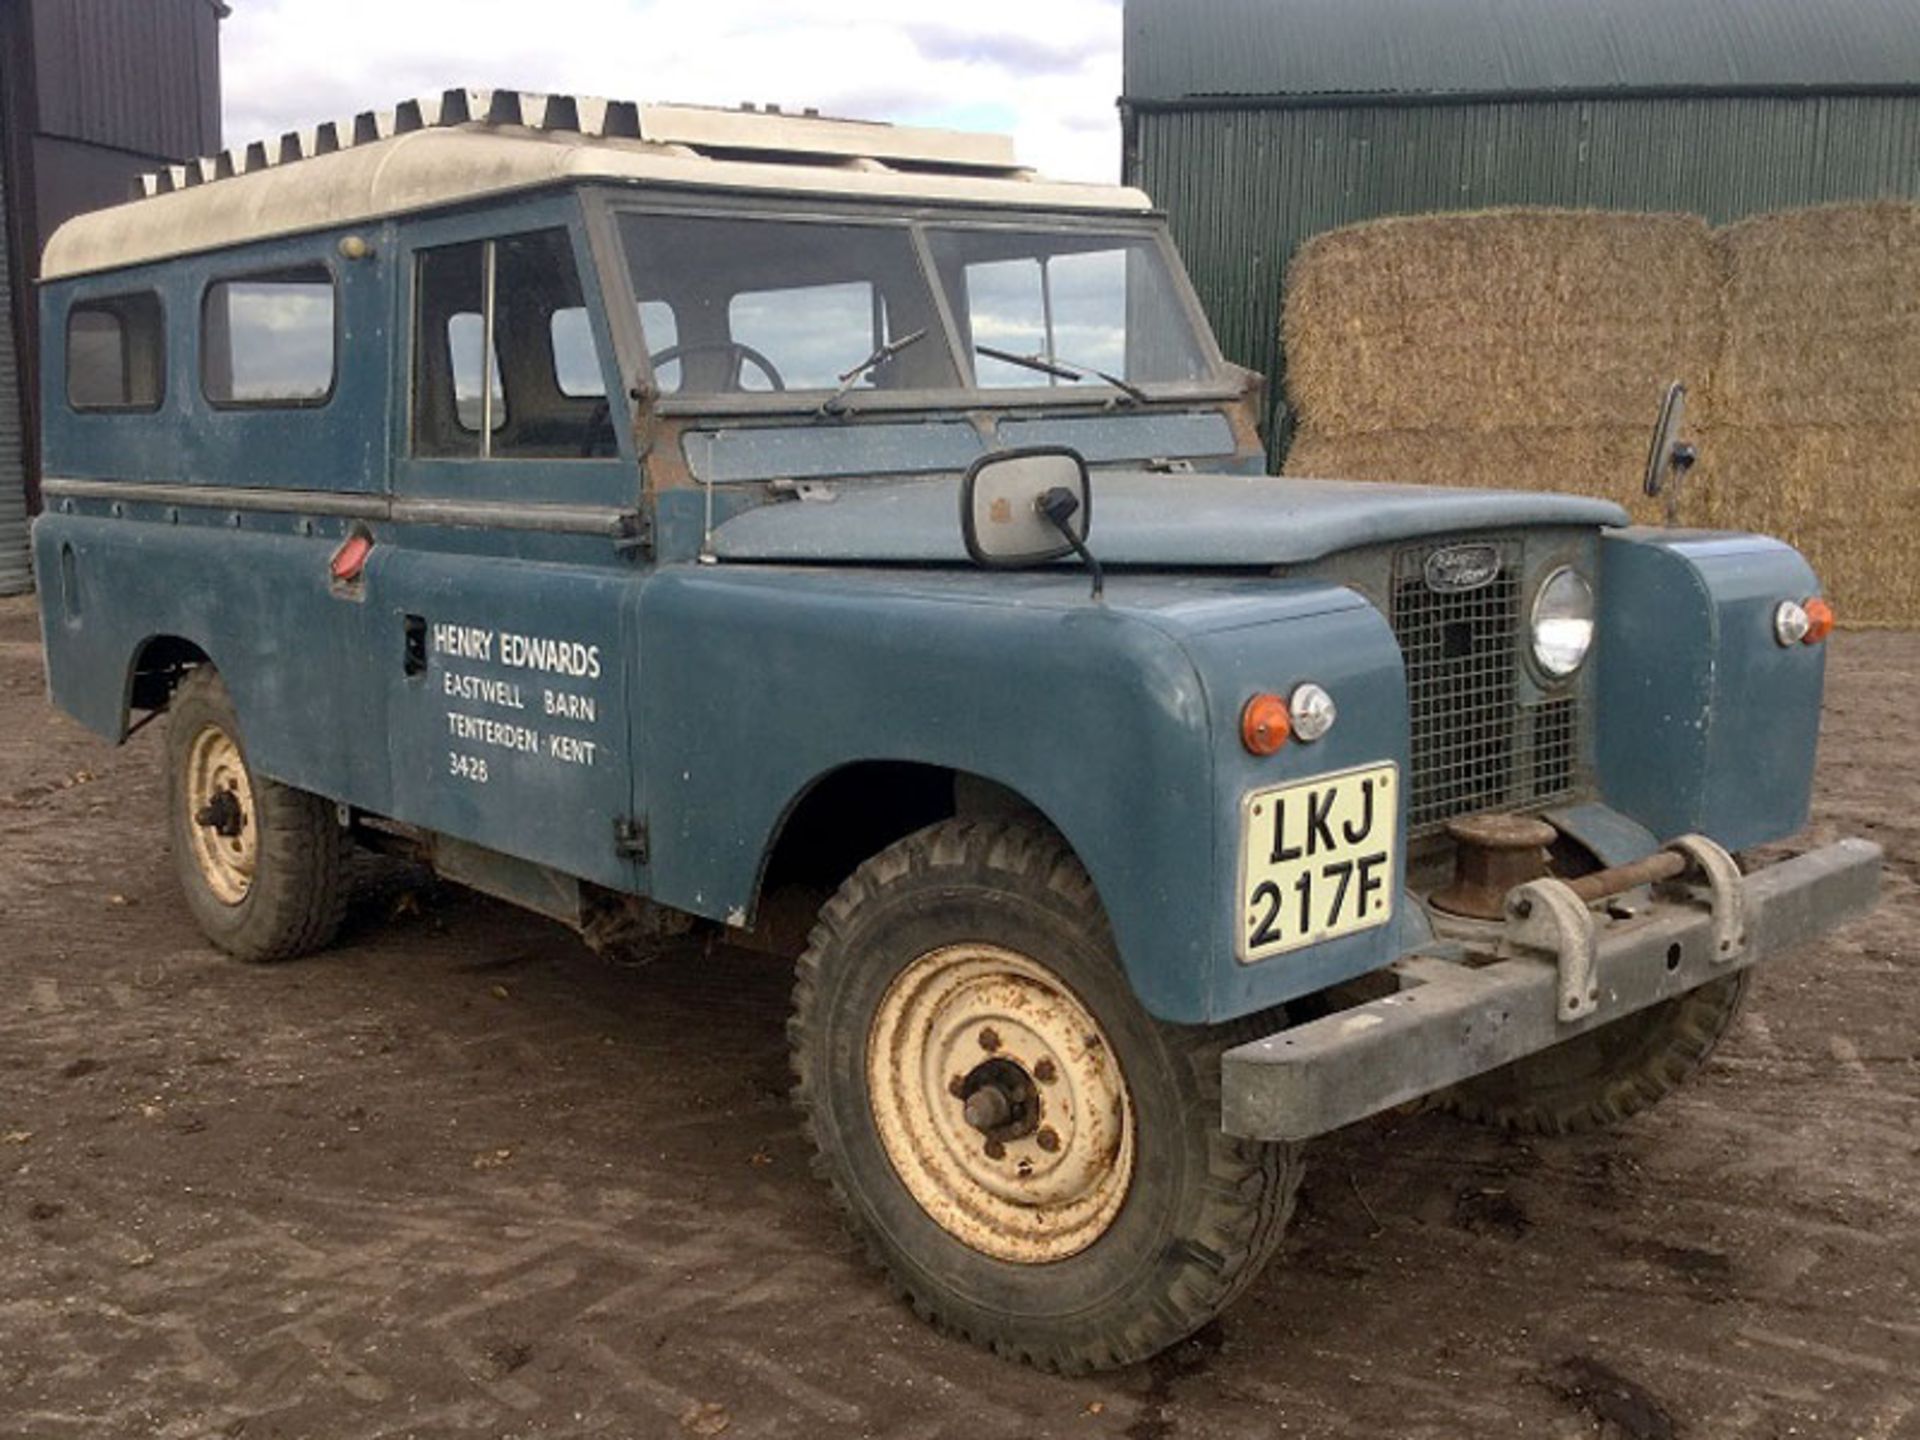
[{"xmin": 404, "ymin": 614, "xmax": 428, "ymax": 676}]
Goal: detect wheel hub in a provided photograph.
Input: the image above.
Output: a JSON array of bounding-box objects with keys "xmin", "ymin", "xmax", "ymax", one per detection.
[
  {"xmin": 194, "ymin": 786, "xmax": 247, "ymax": 839},
  {"xmin": 958, "ymin": 1057, "xmax": 1040, "ymax": 1143},
  {"xmin": 184, "ymin": 724, "xmax": 258, "ymax": 907},
  {"xmin": 867, "ymin": 943, "xmax": 1135, "ymax": 1264}
]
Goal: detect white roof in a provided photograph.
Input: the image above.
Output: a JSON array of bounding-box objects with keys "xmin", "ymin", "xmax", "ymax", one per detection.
[{"xmin": 42, "ymin": 90, "xmax": 1151, "ymax": 280}]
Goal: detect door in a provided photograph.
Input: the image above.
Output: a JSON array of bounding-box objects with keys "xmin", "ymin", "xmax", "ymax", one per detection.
[{"xmin": 381, "ymin": 196, "xmax": 645, "ymax": 892}]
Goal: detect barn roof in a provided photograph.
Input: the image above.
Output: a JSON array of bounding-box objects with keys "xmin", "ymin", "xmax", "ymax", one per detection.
[{"xmin": 1123, "ymin": 0, "xmax": 1920, "ymax": 105}]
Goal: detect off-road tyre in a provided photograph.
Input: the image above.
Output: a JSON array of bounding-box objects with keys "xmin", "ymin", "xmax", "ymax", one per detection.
[
  {"xmin": 165, "ymin": 666, "xmax": 346, "ymax": 962},
  {"xmin": 790, "ymin": 817, "xmax": 1303, "ymax": 1373},
  {"xmin": 1448, "ymin": 972, "xmax": 1752, "ymax": 1135}
]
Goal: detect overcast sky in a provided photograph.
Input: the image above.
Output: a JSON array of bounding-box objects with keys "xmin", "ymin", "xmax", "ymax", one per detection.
[{"xmin": 221, "ymin": 0, "xmax": 1126, "ymax": 182}]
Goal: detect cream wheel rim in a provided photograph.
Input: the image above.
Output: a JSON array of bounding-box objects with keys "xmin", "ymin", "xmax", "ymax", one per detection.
[
  {"xmin": 867, "ymin": 943, "xmax": 1135, "ymax": 1264},
  {"xmin": 185, "ymin": 724, "xmax": 257, "ymax": 906}
]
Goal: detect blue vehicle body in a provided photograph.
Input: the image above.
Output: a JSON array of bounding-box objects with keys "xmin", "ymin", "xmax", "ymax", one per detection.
[{"xmin": 32, "ymin": 177, "xmax": 1837, "ymax": 1027}]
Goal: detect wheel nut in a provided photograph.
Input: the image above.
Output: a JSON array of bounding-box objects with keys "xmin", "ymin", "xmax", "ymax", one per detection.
[
  {"xmin": 947, "ymin": 1075, "xmax": 966, "ymax": 1098},
  {"xmin": 1033, "ymin": 1059, "xmax": 1057, "ymax": 1085},
  {"xmin": 1035, "ymin": 1127, "xmax": 1060, "ymax": 1153},
  {"xmin": 978, "ymin": 1028, "xmax": 1001, "ymax": 1053},
  {"xmin": 983, "ymin": 1139, "xmax": 1006, "ymax": 1160}
]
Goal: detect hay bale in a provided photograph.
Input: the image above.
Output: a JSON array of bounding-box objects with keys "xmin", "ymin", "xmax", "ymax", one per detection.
[
  {"xmin": 1282, "ymin": 426, "xmax": 1723, "ymax": 530},
  {"xmin": 1286, "ymin": 422, "xmax": 1912, "ymax": 623},
  {"xmin": 1280, "ymin": 202, "xmax": 1920, "ymax": 625},
  {"xmin": 1719, "ymin": 204, "xmax": 1920, "ymax": 428},
  {"xmin": 1714, "ymin": 204, "xmax": 1920, "ymax": 623},
  {"xmin": 1710, "ymin": 425, "xmax": 1920, "ymax": 627},
  {"xmin": 1284, "ymin": 210, "xmax": 1722, "ymax": 437}
]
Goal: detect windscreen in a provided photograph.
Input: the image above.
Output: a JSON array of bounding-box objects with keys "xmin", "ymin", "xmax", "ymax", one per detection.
[
  {"xmin": 617, "ymin": 210, "xmax": 1219, "ymax": 403},
  {"xmin": 925, "ymin": 227, "xmax": 1211, "ymax": 390},
  {"xmin": 618, "ymin": 213, "xmax": 958, "ymax": 397}
]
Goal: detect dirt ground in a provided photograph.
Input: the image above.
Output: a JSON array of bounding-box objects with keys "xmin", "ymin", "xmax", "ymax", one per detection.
[{"xmin": 0, "ymin": 591, "xmax": 1913, "ymax": 1440}]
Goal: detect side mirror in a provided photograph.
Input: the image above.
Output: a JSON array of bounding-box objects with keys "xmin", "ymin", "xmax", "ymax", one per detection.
[
  {"xmin": 1643, "ymin": 381, "xmax": 1698, "ymax": 522},
  {"xmin": 960, "ymin": 447, "xmax": 1092, "ymax": 568}
]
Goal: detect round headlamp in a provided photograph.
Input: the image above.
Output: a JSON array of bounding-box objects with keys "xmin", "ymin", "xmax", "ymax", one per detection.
[{"xmin": 1532, "ymin": 567, "xmax": 1595, "ymax": 678}]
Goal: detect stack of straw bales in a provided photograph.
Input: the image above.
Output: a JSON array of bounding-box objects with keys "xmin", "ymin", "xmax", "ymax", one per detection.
[
  {"xmin": 1712, "ymin": 204, "xmax": 1920, "ymax": 624},
  {"xmin": 1281, "ymin": 203, "xmax": 1920, "ymax": 623},
  {"xmin": 1282, "ymin": 210, "xmax": 1723, "ymax": 527}
]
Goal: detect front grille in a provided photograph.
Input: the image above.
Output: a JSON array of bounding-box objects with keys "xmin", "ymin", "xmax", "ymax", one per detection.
[
  {"xmin": 1391, "ymin": 539, "xmax": 1578, "ymax": 835},
  {"xmin": 1526, "ymin": 695, "xmax": 1578, "ymax": 800}
]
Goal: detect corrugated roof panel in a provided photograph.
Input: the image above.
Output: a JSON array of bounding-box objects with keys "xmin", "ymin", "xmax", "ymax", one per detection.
[
  {"xmin": 0, "ymin": 114, "xmax": 31, "ymax": 597},
  {"xmin": 30, "ymin": 0, "xmax": 221, "ymax": 160},
  {"xmin": 1124, "ymin": 0, "xmax": 1920, "ymax": 102}
]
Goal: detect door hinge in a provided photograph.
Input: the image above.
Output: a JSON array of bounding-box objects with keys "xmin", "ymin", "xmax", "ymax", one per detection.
[
  {"xmin": 614, "ymin": 816, "xmax": 649, "ymax": 863},
  {"xmin": 613, "ymin": 509, "xmax": 652, "ymax": 558}
]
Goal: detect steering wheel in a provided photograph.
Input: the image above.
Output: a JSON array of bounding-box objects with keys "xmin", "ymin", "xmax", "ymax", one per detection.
[{"xmin": 648, "ymin": 342, "xmax": 786, "ymax": 394}]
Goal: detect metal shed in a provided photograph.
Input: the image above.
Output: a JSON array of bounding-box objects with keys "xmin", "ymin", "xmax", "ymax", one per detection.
[
  {"xmin": 1121, "ymin": 0, "xmax": 1920, "ymax": 457},
  {"xmin": 0, "ymin": 0, "xmax": 224, "ymax": 595}
]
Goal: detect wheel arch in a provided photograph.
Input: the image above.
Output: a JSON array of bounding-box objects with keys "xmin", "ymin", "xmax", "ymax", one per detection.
[
  {"xmin": 752, "ymin": 759, "xmax": 1079, "ymax": 919},
  {"xmin": 126, "ymin": 633, "xmax": 216, "ymax": 723}
]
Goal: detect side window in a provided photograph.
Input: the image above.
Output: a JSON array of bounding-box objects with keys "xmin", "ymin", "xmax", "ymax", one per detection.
[
  {"xmin": 411, "ymin": 228, "xmax": 617, "ymax": 460},
  {"xmin": 447, "ymin": 309, "xmax": 506, "ymax": 433},
  {"xmin": 550, "ymin": 309, "xmax": 602, "ymax": 398},
  {"xmin": 201, "ymin": 266, "xmax": 335, "ymax": 406},
  {"xmin": 67, "ymin": 292, "xmax": 166, "ymax": 411}
]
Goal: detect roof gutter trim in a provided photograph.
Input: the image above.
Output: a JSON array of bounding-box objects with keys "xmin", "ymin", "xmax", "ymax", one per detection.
[{"xmin": 1122, "ymin": 81, "xmax": 1920, "ymax": 112}]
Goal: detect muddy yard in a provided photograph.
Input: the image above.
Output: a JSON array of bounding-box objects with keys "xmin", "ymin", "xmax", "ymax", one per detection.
[{"xmin": 0, "ymin": 592, "xmax": 1913, "ymax": 1440}]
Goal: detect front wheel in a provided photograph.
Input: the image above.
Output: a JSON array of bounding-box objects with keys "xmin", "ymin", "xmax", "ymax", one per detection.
[
  {"xmin": 1447, "ymin": 972, "xmax": 1752, "ymax": 1134},
  {"xmin": 790, "ymin": 818, "xmax": 1302, "ymax": 1373}
]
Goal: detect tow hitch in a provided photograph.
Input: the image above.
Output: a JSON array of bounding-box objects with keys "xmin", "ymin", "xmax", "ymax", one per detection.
[{"xmin": 1434, "ymin": 816, "xmax": 1747, "ymax": 1022}]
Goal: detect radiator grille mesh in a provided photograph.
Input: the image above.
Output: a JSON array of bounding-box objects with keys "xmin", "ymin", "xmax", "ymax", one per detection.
[{"xmin": 1391, "ymin": 540, "xmax": 1579, "ymax": 834}]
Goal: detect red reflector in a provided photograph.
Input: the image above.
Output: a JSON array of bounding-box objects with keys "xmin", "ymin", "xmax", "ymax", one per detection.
[{"xmin": 330, "ymin": 533, "xmax": 373, "ymax": 582}]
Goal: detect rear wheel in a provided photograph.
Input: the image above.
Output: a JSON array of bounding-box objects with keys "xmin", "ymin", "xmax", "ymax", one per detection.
[
  {"xmin": 1448, "ymin": 972, "xmax": 1751, "ymax": 1134},
  {"xmin": 165, "ymin": 667, "xmax": 346, "ymax": 961},
  {"xmin": 790, "ymin": 818, "xmax": 1302, "ymax": 1373}
]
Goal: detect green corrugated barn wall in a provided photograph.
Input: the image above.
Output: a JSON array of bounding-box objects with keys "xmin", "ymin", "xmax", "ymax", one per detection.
[{"xmin": 1121, "ymin": 0, "xmax": 1920, "ymax": 465}]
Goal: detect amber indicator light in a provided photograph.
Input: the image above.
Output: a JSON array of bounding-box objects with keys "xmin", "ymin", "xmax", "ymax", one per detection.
[
  {"xmin": 1241, "ymin": 694, "xmax": 1292, "ymax": 756},
  {"xmin": 1802, "ymin": 598, "xmax": 1835, "ymax": 645}
]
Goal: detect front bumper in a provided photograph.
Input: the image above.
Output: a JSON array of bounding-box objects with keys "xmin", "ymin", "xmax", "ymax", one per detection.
[{"xmin": 1221, "ymin": 836, "xmax": 1882, "ymax": 1142}]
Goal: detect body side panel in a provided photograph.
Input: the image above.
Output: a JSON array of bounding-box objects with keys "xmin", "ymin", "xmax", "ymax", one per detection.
[
  {"xmin": 33, "ymin": 510, "xmax": 396, "ymax": 808},
  {"xmin": 636, "ymin": 565, "xmax": 1405, "ymax": 1023}
]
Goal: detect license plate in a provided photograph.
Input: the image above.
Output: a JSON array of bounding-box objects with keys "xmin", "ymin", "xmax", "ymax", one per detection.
[{"xmin": 1238, "ymin": 763, "xmax": 1399, "ymax": 963}]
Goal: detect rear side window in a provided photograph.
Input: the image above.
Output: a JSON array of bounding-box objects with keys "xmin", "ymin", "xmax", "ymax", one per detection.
[
  {"xmin": 67, "ymin": 293, "xmax": 165, "ymax": 411},
  {"xmin": 201, "ymin": 265, "xmax": 336, "ymax": 406}
]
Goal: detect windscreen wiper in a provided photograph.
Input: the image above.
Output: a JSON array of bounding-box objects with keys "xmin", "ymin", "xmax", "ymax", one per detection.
[
  {"xmin": 817, "ymin": 328, "xmax": 929, "ymax": 417},
  {"xmin": 973, "ymin": 345, "xmax": 1150, "ymax": 407}
]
